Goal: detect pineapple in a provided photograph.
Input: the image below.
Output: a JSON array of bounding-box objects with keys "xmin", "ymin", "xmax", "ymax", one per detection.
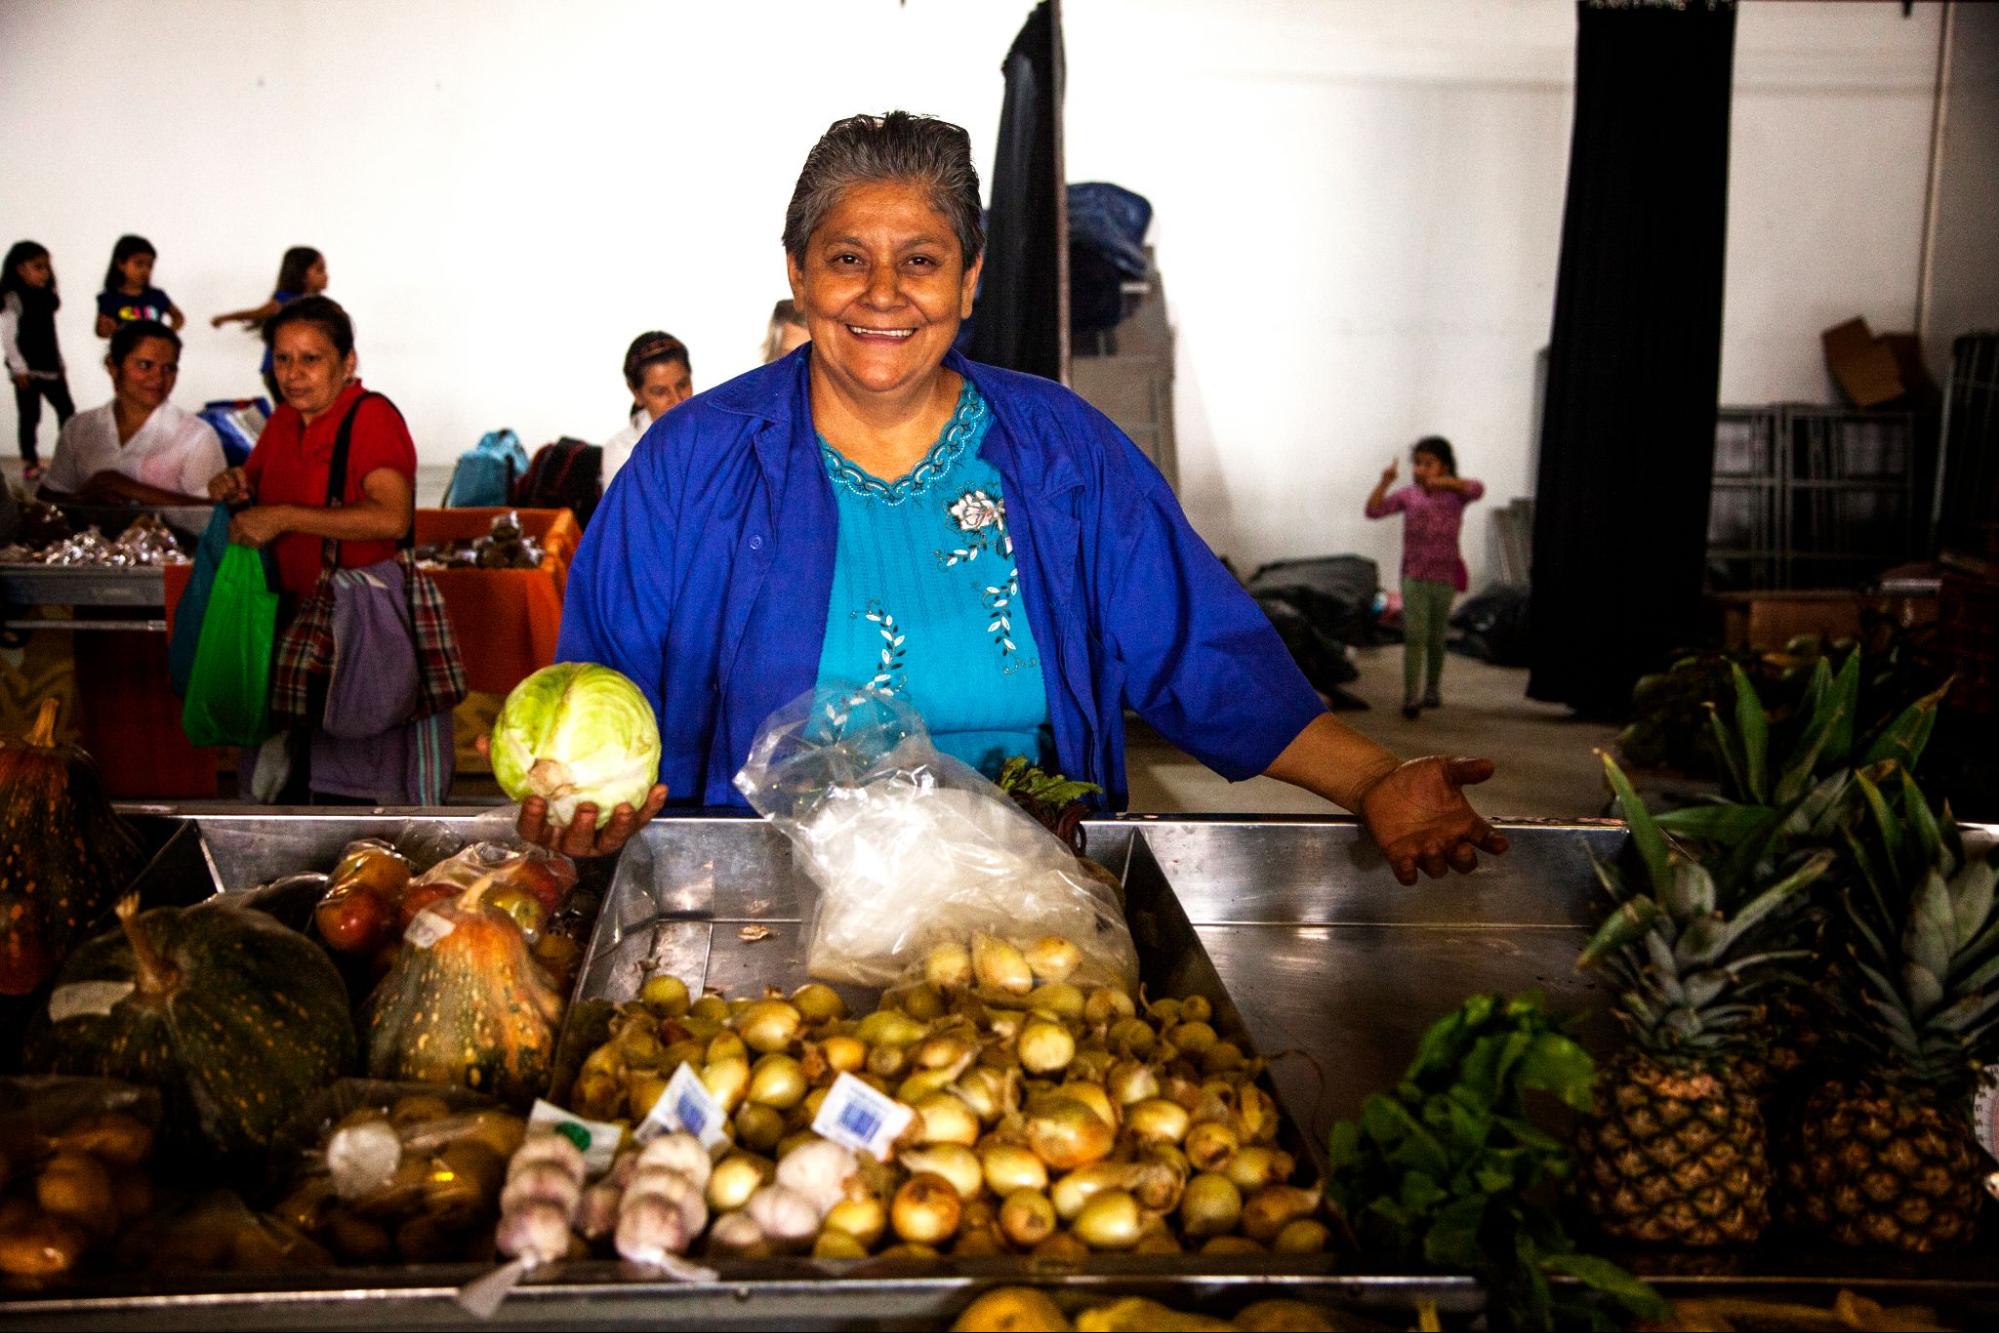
[
  {"xmin": 1572, "ymin": 756, "xmax": 1834, "ymax": 1247},
  {"xmin": 1786, "ymin": 769, "xmax": 1999, "ymax": 1252}
]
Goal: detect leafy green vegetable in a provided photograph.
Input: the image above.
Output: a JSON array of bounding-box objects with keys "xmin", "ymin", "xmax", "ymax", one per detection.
[
  {"xmin": 1327, "ymin": 992, "xmax": 1667, "ymax": 1332},
  {"xmin": 994, "ymin": 756, "xmax": 1102, "ymax": 809}
]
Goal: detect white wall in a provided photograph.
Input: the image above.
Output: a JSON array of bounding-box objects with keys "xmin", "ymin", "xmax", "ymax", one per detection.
[
  {"xmin": 0, "ymin": 0, "xmax": 1958, "ymax": 591},
  {"xmin": 1921, "ymin": 1, "xmax": 1999, "ymax": 385}
]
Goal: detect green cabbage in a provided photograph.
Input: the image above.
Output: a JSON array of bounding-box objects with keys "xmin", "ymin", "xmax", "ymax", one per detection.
[{"xmin": 491, "ymin": 663, "xmax": 662, "ymax": 825}]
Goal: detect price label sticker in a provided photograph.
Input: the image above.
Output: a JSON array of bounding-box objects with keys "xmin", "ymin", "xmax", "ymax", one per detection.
[
  {"xmin": 635, "ymin": 1063, "xmax": 729, "ymax": 1152},
  {"xmin": 811, "ymin": 1072, "xmax": 912, "ymax": 1159},
  {"xmin": 47, "ymin": 981, "xmax": 135, "ymax": 1024},
  {"xmin": 527, "ymin": 1099, "xmax": 622, "ymax": 1178},
  {"xmin": 405, "ymin": 908, "xmax": 456, "ymax": 949}
]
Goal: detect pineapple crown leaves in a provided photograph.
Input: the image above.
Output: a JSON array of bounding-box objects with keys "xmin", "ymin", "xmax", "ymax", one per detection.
[
  {"xmin": 1583, "ymin": 754, "xmax": 1832, "ymax": 1057},
  {"xmin": 1327, "ymin": 993, "xmax": 1666, "ymax": 1332}
]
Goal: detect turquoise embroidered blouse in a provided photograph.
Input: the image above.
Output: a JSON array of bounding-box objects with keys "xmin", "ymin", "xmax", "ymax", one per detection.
[{"xmin": 815, "ymin": 381, "xmax": 1053, "ymax": 778}]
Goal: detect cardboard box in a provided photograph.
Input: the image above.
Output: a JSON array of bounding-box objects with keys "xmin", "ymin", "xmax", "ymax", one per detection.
[{"xmin": 1822, "ymin": 318, "xmax": 1930, "ymax": 408}]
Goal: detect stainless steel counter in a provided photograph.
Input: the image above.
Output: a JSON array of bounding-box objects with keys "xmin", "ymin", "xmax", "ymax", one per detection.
[{"xmin": 5, "ymin": 811, "xmax": 1993, "ymax": 1328}]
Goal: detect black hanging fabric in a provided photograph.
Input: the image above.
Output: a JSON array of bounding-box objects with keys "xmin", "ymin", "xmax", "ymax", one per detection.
[
  {"xmin": 1526, "ymin": 1, "xmax": 1737, "ymax": 717},
  {"xmin": 968, "ymin": 1, "xmax": 1062, "ymax": 380}
]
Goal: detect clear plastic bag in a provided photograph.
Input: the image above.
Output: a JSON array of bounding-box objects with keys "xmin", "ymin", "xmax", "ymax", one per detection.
[{"xmin": 735, "ymin": 688, "xmax": 1137, "ymax": 993}]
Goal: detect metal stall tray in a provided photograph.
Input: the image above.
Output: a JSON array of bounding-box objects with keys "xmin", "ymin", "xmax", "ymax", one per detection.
[{"xmin": 7, "ymin": 812, "xmax": 1999, "ymax": 1329}]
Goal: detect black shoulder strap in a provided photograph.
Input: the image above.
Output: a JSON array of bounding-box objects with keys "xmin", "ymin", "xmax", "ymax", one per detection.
[{"xmin": 319, "ymin": 391, "xmax": 415, "ymax": 562}]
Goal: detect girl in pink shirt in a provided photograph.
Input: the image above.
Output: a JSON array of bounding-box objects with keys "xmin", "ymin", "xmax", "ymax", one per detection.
[{"xmin": 1365, "ymin": 436, "xmax": 1484, "ymax": 718}]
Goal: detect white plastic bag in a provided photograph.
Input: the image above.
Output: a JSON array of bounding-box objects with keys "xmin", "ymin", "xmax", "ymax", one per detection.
[{"xmin": 734, "ymin": 688, "xmax": 1137, "ymax": 992}]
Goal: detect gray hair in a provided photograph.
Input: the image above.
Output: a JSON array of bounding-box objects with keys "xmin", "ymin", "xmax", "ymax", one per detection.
[{"xmin": 783, "ymin": 112, "xmax": 984, "ymax": 267}]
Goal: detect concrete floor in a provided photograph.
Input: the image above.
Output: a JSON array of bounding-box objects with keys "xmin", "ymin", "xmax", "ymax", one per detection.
[{"xmin": 1125, "ymin": 645, "xmax": 1621, "ymax": 820}]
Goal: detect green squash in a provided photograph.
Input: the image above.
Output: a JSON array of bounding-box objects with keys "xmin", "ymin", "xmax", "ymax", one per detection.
[
  {"xmin": 0, "ymin": 698, "xmax": 145, "ymax": 993},
  {"xmin": 28, "ymin": 894, "xmax": 356, "ymax": 1158}
]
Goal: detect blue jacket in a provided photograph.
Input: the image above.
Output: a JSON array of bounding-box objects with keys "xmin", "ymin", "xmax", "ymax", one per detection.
[{"xmin": 557, "ymin": 348, "xmax": 1325, "ymax": 809}]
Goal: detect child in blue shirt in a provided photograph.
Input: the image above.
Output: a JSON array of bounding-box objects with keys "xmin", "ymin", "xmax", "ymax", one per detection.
[
  {"xmin": 94, "ymin": 234, "xmax": 184, "ymax": 338},
  {"xmin": 212, "ymin": 247, "xmax": 327, "ymax": 400}
]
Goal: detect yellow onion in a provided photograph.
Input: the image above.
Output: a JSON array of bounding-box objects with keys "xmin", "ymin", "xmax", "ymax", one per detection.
[
  {"xmin": 898, "ymin": 984, "xmax": 948, "ymax": 1023},
  {"xmin": 891, "ymin": 1173, "xmax": 963, "ymax": 1245},
  {"xmin": 1200, "ymin": 1042, "xmax": 1247, "ymax": 1076},
  {"xmin": 973, "ymin": 934, "xmax": 1034, "ymax": 995},
  {"xmin": 1105, "ymin": 1060, "xmax": 1160, "ymax": 1108},
  {"xmin": 658, "ymin": 1039, "xmax": 704, "ymax": 1072},
  {"xmin": 1026, "ymin": 1097, "xmax": 1115, "ymax": 1170},
  {"xmin": 998, "ymin": 1190, "xmax": 1057, "ymax": 1248},
  {"xmin": 1223, "ymin": 1145, "xmax": 1295, "ymax": 1193},
  {"xmin": 791, "ymin": 983, "xmax": 846, "ymax": 1023},
  {"xmin": 1166, "ymin": 1021, "xmax": 1218, "ymax": 1056},
  {"xmin": 897, "ymin": 1068, "xmax": 959, "ymax": 1106},
  {"xmin": 1124, "ymin": 1099, "xmax": 1191, "ymax": 1146},
  {"xmin": 1029, "ymin": 983, "xmax": 1086, "ymax": 1024},
  {"xmin": 705, "ymin": 1030, "xmax": 747, "ymax": 1064},
  {"xmin": 1107, "ymin": 1018, "xmax": 1157, "ymax": 1058},
  {"xmin": 954, "ymin": 1225, "xmax": 1006, "ymax": 1257},
  {"xmin": 901, "ymin": 1145, "xmax": 983, "ymax": 1201},
  {"xmin": 1051, "ymin": 1163, "xmax": 1134, "ymax": 1221},
  {"xmin": 915, "ymin": 1093, "xmax": 981, "ymax": 1147},
  {"xmin": 1185, "ymin": 1120, "xmax": 1239, "ymax": 1173},
  {"xmin": 1059, "ymin": 1082, "xmax": 1118, "ymax": 1130},
  {"xmin": 953, "ymin": 1288, "xmax": 1069, "ymax": 1333},
  {"xmin": 614, "ymin": 1022, "xmax": 663, "ymax": 1065},
  {"xmin": 1032, "ymin": 1232, "xmax": 1090, "ymax": 1260},
  {"xmin": 868, "ymin": 1042, "xmax": 911, "ymax": 1080},
  {"xmin": 1084, "ymin": 988, "xmax": 1136, "ymax": 1026},
  {"xmin": 702, "ymin": 1057, "xmax": 750, "ymax": 1112},
  {"xmin": 1017, "ymin": 1021, "xmax": 1076, "ymax": 1075},
  {"xmin": 924, "ymin": 940, "xmax": 973, "ymax": 990},
  {"xmin": 979, "ymin": 1142, "xmax": 1048, "ymax": 1196},
  {"xmin": 740, "ymin": 1000, "xmax": 804, "ymax": 1054},
  {"xmin": 1134, "ymin": 1230, "xmax": 1184, "ymax": 1255},
  {"xmin": 1068, "ymin": 1046, "xmax": 1116, "ymax": 1083},
  {"xmin": 821, "ymin": 1193, "xmax": 887, "ymax": 1248},
  {"xmin": 1127, "ymin": 1154, "xmax": 1186, "ymax": 1213},
  {"xmin": 1072, "ymin": 1189, "xmax": 1143, "ymax": 1250},
  {"xmin": 1273, "ymin": 1218, "xmax": 1331, "ymax": 1254},
  {"xmin": 1178, "ymin": 996, "xmax": 1213, "ymax": 1024},
  {"xmin": 747, "ymin": 1054, "xmax": 808, "ymax": 1109},
  {"xmin": 681, "ymin": 1014, "xmax": 723, "ymax": 1042},
  {"xmin": 952, "ymin": 1067, "xmax": 1018, "ymax": 1123},
  {"xmin": 1025, "ymin": 936, "xmax": 1083, "ymax": 984},
  {"xmin": 812, "ymin": 1229, "xmax": 868, "ymax": 1260},
  {"xmin": 857, "ymin": 1010, "xmax": 930, "ymax": 1047},
  {"xmin": 689, "ymin": 994, "xmax": 731, "ymax": 1024},
  {"xmin": 915, "ymin": 1034, "xmax": 976, "ymax": 1071},
  {"xmin": 1148, "ymin": 998, "xmax": 1183, "ymax": 1026},
  {"xmin": 734, "ymin": 1102, "xmax": 785, "ymax": 1152},
  {"xmin": 639, "ymin": 972, "xmax": 691, "ymax": 1016},
  {"xmin": 625, "ymin": 1071, "xmax": 669, "ymax": 1120},
  {"xmin": 1201, "ymin": 1235, "xmax": 1265, "ymax": 1256},
  {"xmin": 1179, "ymin": 1173, "xmax": 1242, "ymax": 1237},
  {"xmin": 819, "ymin": 1035, "xmax": 866, "ymax": 1075},
  {"xmin": 1240, "ymin": 1186, "xmax": 1321, "ymax": 1243},
  {"xmin": 707, "ymin": 1154, "xmax": 772, "ymax": 1213},
  {"xmin": 802, "ymin": 1086, "xmax": 830, "ymax": 1124},
  {"xmin": 985, "ymin": 1010, "xmax": 1026, "ymax": 1043},
  {"xmin": 1234, "ymin": 1085, "xmax": 1280, "ymax": 1143}
]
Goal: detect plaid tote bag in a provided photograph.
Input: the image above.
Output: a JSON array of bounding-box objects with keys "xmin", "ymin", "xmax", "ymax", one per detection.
[{"xmin": 403, "ymin": 548, "xmax": 466, "ymax": 719}]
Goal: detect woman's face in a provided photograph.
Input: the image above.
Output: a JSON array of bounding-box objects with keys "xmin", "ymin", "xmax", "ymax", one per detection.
[
  {"xmin": 109, "ymin": 336, "xmax": 178, "ymax": 416},
  {"xmin": 119, "ymin": 252, "xmax": 154, "ymax": 289},
  {"xmin": 786, "ymin": 180, "xmax": 980, "ymax": 400},
  {"xmin": 1412, "ymin": 451, "xmax": 1446, "ymax": 488},
  {"xmin": 272, "ymin": 322, "xmax": 355, "ymax": 420},
  {"xmin": 633, "ymin": 359, "xmax": 693, "ymax": 421},
  {"xmin": 17, "ymin": 255, "xmax": 52, "ymax": 288},
  {"xmin": 305, "ymin": 257, "xmax": 329, "ymax": 294}
]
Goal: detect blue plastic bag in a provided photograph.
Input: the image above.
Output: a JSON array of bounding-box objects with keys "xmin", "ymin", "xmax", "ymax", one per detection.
[{"xmin": 167, "ymin": 506, "xmax": 235, "ymax": 698}]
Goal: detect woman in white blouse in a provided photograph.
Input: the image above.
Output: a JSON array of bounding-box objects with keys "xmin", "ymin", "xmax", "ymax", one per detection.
[
  {"xmin": 600, "ymin": 331, "xmax": 692, "ymax": 486},
  {"xmin": 40, "ymin": 320, "xmax": 223, "ymax": 505}
]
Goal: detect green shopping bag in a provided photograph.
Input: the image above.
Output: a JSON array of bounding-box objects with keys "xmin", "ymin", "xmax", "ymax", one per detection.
[{"xmin": 181, "ymin": 544, "xmax": 279, "ymax": 747}]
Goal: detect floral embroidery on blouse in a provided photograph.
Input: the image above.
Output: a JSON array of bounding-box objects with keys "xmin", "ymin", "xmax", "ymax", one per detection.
[
  {"xmin": 939, "ymin": 486, "xmax": 1021, "ymax": 656},
  {"xmin": 863, "ymin": 600, "xmax": 907, "ymax": 694}
]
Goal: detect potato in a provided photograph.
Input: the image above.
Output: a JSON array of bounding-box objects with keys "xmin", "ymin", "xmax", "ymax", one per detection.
[
  {"xmin": 455, "ymin": 1109, "xmax": 527, "ymax": 1160},
  {"xmin": 389, "ymin": 1094, "xmax": 455, "ymax": 1127},
  {"xmin": 0, "ymin": 1214, "xmax": 89, "ymax": 1277},
  {"xmin": 112, "ymin": 1169, "xmax": 155, "ymax": 1224},
  {"xmin": 325, "ymin": 1208, "xmax": 394, "ymax": 1263},
  {"xmin": 56, "ymin": 1112, "xmax": 155, "ymax": 1168},
  {"xmin": 273, "ymin": 1179, "xmax": 338, "ymax": 1235},
  {"xmin": 353, "ymin": 1156, "xmax": 429, "ymax": 1220},
  {"xmin": 423, "ymin": 1142, "xmax": 505, "ymax": 1227},
  {"xmin": 395, "ymin": 1213, "xmax": 458, "ymax": 1263}
]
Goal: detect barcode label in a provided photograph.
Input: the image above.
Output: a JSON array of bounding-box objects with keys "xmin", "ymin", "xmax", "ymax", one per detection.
[
  {"xmin": 1975, "ymin": 1066, "xmax": 1998, "ymax": 1165},
  {"xmin": 812, "ymin": 1072, "xmax": 912, "ymax": 1159},
  {"xmin": 527, "ymin": 1098, "xmax": 622, "ymax": 1178},
  {"xmin": 636, "ymin": 1063, "xmax": 729, "ymax": 1151},
  {"xmin": 404, "ymin": 908, "xmax": 456, "ymax": 949}
]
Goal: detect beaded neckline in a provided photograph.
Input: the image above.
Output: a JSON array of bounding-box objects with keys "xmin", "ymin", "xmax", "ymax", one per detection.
[{"xmin": 820, "ymin": 383, "xmax": 989, "ymax": 505}]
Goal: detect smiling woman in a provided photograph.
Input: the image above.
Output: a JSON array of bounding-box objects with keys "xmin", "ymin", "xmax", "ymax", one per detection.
[
  {"xmin": 39, "ymin": 320, "xmax": 225, "ymax": 505},
  {"xmin": 537, "ymin": 111, "xmax": 1506, "ymax": 886}
]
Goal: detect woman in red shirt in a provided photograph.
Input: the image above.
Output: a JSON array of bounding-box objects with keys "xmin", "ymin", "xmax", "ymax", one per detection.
[
  {"xmin": 209, "ymin": 296, "xmax": 415, "ymax": 592},
  {"xmin": 207, "ymin": 296, "xmax": 422, "ymax": 803}
]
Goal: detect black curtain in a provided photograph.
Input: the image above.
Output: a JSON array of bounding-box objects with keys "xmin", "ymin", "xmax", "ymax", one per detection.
[
  {"xmin": 1527, "ymin": 1, "xmax": 1737, "ymax": 717},
  {"xmin": 968, "ymin": 1, "xmax": 1062, "ymax": 380}
]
